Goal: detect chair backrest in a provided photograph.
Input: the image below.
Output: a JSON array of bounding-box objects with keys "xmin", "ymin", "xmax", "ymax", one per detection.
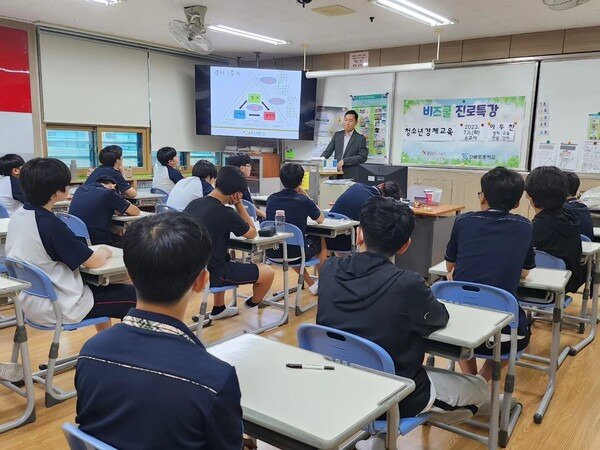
[
  {"xmin": 242, "ymin": 199, "xmax": 257, "ymax": 220},
  {"xmin": 297, "ymin": 323, "xmax": 395, "ymax": 373},
  {"xmin": 261, "ymin": 220, "xmax": 305, "ymax": 247},
  {"xmin": 155, "ymin": 204, "xmax": 178, "ymax": 214},
  {"xmin": 55, "ymin": 212, "xmax": 91, "ymax": 244},
  {"xmin": 63, "ymin": 423, "xmax": 117, "ymax": 450},
  {"xmin": 581, "ymin": 234, "xmax": 592, "ymax": 242},
  {"xmin": 5, "ymin": 258, "xmax": 58, "ymax": 301},
  {"xmin": 430, "ymin": 280, "xmax": 520, "ymax": 330},
  {"xmin": 150, "ymin": 187, "xmax": 169, "ymax": 204},
  {"xmin": 325, "ymin": 211, "xmax": 349, "ymax": 220},
  {"xmin": 534, "ymin": 250, "xmax": 566, "ymax": 270},
  {"xmin": 0, "ymin": 203, "xmax": 10, "ymax": 218}
]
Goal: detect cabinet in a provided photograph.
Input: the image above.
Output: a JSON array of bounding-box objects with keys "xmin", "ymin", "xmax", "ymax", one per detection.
[{"xmin": 222, "ymin": 152, "xmax": 281, "ymax": 195}]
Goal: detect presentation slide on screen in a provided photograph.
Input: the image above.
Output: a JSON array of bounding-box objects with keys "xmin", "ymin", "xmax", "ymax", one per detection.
[{"xmin": 210, "ymin": 67, "xmax": 302, "ymax": 139}]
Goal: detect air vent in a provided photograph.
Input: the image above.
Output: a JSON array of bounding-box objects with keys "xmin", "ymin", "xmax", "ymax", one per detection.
[{"xmin": 312, "ymin": 5, "xmax": 356, "ymax": 16}]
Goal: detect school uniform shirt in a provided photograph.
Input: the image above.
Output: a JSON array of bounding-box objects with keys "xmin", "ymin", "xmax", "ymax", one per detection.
[
  {"xmin": 331, "ymin": 183, "xmax": 380, "ymax": 220},
  {"xmin": 184, "ymin": 196, "xmax": 250, "ymax": 275},
  {"xmin": 85, "ymin": 166, "xmax": 132, "ymax": 194},
  {"xmin": 564, "ymin": 199, "xmax": 594, "ymax": 241},
  {"xmin": 242, "ymin": 187, "xmax": 253, "ymax": 204},
  {"xmin": 317, "ymin": 252, "xmax": 449, "ymax": 417},
  {"xmin": 166, "ymin": 176, "xmax": 204, "ymax": 211},
  {"xmin": 445, "ymin": 209, "xmax": 536, "ymax": 337},
  {"xmin": 532, "ymin": 207, "xmax": 585, "ymax": 293},
  {"xmin": 152, "ymin": 165, "xmax": 184, "ymax": 194},
  {"xmin": 76, "ymin": 308, "xmax": 242, "ymax": 450},
  {"xmin": 0, "ymin": 175, "xmax": 26, "ymax": 215},
  {"xmin": 69, "ymin": 182, "xmax": 131, "ymax": 245},
  {"xmin": 6, "ymin": 204, "xmax": 94, "ymax": 326}
]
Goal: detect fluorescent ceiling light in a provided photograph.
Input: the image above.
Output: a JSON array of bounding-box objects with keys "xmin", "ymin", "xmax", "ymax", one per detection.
[
  {"xmin": 207, "ymin": 25, "xmax": 289, "ymax": 45},
  {"xmin": 306, "ymin": 62, "xmax": 434, "ymax": 79},
  {"xmin": 85, "ymin": 0, "xmax": 124, "ymax": 5},
  {"xmin": 370, "ymin": 0, "xmax": 454, "ymax": 27}
]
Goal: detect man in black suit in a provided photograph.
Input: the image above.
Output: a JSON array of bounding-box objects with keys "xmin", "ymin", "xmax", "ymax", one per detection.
[{"xmin": 321, "ymin": 110, "xmax": 368, "ymax": 173}]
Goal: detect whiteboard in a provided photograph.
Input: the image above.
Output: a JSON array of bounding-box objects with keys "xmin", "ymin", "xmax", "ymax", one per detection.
[
  {"xmin": 391, "ymin": 63, "xmax": 537, "ymax": 170},
  {"xmin": 532, "ymin": 58, "xmax": 600, "ymax": 173},
  {"xmin": 284, "ymin": 73, "xmax": 394, "ymax": 161}
]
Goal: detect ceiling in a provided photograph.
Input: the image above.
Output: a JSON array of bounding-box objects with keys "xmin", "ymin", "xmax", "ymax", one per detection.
[{"xmin": 1, "ymin": 0, "xmax": 600, "ymax": 60}]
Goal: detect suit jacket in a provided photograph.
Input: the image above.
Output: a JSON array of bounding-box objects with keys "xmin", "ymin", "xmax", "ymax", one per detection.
[{"xmin": 321, "ymin": 130, "xmax": 368, "ymax": 167}]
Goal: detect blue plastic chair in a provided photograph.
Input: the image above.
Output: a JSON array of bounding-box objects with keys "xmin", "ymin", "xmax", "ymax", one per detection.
[
  {"xmin": 150, "ymin": 187, "xmax": 169, "ymax": 204},
  {"xmin": 0, "ymin": 204, "xmax": 10, "ymax": 218},
  {"xmin": 193, "ymin": 283, "xmax": 238, "ymax": 340},
  {"xmin": 55, "ymin": 212, "xmax": 91, "ymax": 245},
  {"xmin": 242, "ymin": 199, "xmax": 257, "ymax": 220},
  {"xmin": 262, "ymin": 220, "xmax": 320, "ymax": 315},
  {"xmin": 297, "ymin": 324, "xmax": 430, "ymax": 436},
  {"xmin": 581, "ymin": 234, "xmax": 592, "ymax": 242},
  {"xmin": 155, "ymin": 204, "xmax": 179, "ymax": 214},
  {"xmin": 63, "ymin": 423, "xmax": 117, "ymax": 450},
  {"xmin": 4, "ymin": 258, "xmax": 109, "ymax": 407}
]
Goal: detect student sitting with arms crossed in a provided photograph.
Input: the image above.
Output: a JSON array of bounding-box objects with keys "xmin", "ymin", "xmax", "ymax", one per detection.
[
  {"xmin": 85, "ymin": 145, "xmax": 137, "ymax": 198},
  {"xmin": 184, "ymin": 166, "xmax": 274, "ymax": 320},
  {"xmin": 317, "ymin": 197, "xmax": 489, "ymax": 440},
  {"xmin": 445, "ymin": 167, "xmax": 535, "ymax": 380},
  {"xmin": 327, "ymin": 181, "xmax": 402, "ymax": 254},
  {"xmin": 6, "ymin": 158, "xmax": 136, "ymax": 330},
  {"xmin": 525, "ymin": 166, "xmax": 585, "ymax": 293},
  {"xmin": 167, "ymin": 159, "xmax": 216, "ymax": 211},
  {"xmin": 0, "ymin": 153, "xmax": 26, "ymax": 215},
  {"xmin": 75, "ymin": 212, "xmax": 243, "ymax": 449},
  {"xmin": 227, "ymin": 154, "xmax": 266, "ymax": 219},
  {"xmin": 266, "ymin": 163, "xmax": 327, "ymax": 295},
  {"xmin": 152, "ymin": 146, "xmax": 184, "ymax": 194},
  {"xmin": 563, "ymin": 171, "xmax": 593, "ymax": 241},
  {"xmin": 69, "ymin": 175, "xmax": 140, "ymax": 246}
]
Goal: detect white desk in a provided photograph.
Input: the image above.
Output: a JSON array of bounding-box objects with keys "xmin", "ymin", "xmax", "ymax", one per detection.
[
  {"xmin": 111, "ymin": 211, "xmax": 153, "ymax": 229},
  {"xmin": 79, "ymin": 245, "xmax": 128, "ymax": 286},
  {"xmin": 208, "ymin": 334, "xmax": 415, "ymax": 450},
  {"xmin": 0, "ymin": 218, "xmax": 9, "ymax": 245},
  {"xmin": 0, "ymin": 276, "xmax": 32, "ymax": 330},
  {"xmin": 593, "ymin": 227, "xmax": 600, "ymax": 239},
  {"xmin": 428, "ymin": 261, "xmax": 571, "ymax": 425},
  {"xmin": 572, "ymin": 241, "xmax": 600, "ymax": 355},
  {"xmin": 251, "ymin": 195, "xmax": 268, "ymax": 207},
  {"xmin": 51, "ymin": 200, "xmax": 70, "ymax": 213},
  {"xmin": 306, "ymin": 217, "xmax": 360, "ymax": 250},
  {"xmin": 132, "ymin": 191, "xmax": 165, "ymax": 208},
  {"xmin": 425, "ymin": 301, "xmax": 513, "ymax": 449}
]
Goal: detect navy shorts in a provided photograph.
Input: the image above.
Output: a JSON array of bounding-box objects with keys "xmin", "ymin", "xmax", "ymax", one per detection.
[
  {"xmin": 84, "ymin": 283, "xmax": 137, "ymax": 320},
  {"xmin": 210, "ymin": 262, "xmax": 260, "ymax": 288},
  {"xmin": 265, "ymin": 236, "xmax": 322, "ymax": 264},
  {"xmin": 326, "ymin": 234, "xmax": 352, "ymax": 252}
]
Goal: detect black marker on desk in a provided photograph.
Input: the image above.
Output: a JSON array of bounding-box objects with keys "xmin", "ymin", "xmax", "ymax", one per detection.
[{"xmin": 286, "ymin": 363, "xmax": 335, "ymax": 370}]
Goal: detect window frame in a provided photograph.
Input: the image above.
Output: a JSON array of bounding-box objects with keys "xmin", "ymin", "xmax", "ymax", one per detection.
[{"xmin": 97, "ymin": 126, "xmax": 150, "ymax": 175}]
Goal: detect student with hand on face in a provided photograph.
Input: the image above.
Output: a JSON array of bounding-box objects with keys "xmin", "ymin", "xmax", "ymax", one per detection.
[
  {"xmin": 85, "ymin": 145, "xmax": 137, "ymax": 198},
  {"xmin": 167, "ymin": 160, "xmax": 217, "ymax": 211},
  {"xmin": 227, "ymin": 154, "xmax": 266, "ymax": 219},
  {"xmin": 0, "ymin": 153, "xmax": 26, "ymax": 215}
]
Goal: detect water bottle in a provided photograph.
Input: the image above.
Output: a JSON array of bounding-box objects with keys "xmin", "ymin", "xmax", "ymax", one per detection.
[
  {"xmin": 275, "ymin": 210, "xmax": 285, "ymax": 234},
  {"xmin": 69, "ymin": 160, "xmax": 78, "ymax": 181}
]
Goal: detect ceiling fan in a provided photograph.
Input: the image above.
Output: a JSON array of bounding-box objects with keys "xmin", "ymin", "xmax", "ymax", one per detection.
[{"xmin": 168, "ymin": 5, "xmax": 214, "ymax": 54}]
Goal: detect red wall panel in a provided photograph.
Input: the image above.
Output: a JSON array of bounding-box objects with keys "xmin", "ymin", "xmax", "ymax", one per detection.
[{"xmin": 0, "ymin": 26, "xmax": 32, "ymax": 113}]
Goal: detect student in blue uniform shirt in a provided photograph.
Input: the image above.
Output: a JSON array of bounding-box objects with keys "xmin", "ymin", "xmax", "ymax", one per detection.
[
  {"xmin": 69, "ymin": 175, "xmax": 140, "ymax": 245},
  {"xmin": 227, "ymin": 153, "xmax": 266, "ymax": 219},
  {"xmin": 75, "ymin": 212, "xmax": 243, "ymax": 450},
  {"xmin": 445, "ymin": 167, "xmax": 535, "ymax": 380},
  {"xmin": 266, "ymin": 163, "xmax": 327, "ymax": 295},
  {"xmin": 563, "ymin": 171, "xmax": 593, "ymax": 240},
  {"xmin": 167, "ymin": 159, "xmax": 216, "ymax": 211},
  {"xmin": 0, "ymin": 153, "xmax": 26, "ymax": 215},
  {"xmin": 152, "ymin": 146, "xmax": 184, "ymax": 194},
  {"xmin": 85, "ymin": 145, "xmax": 137, "ymax": 198},
  {"xmin": 328, "ymin": 181, "xmax": 402, "ymax": 252},
  {"xmin": 6, "ymin": 158, "xmax": 137, "ymax": 330}
]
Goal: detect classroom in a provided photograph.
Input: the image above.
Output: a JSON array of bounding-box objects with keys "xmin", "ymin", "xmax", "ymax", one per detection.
[{"xmin": 1, "ymin": 0, "xmax": 600, "ymax": 449}]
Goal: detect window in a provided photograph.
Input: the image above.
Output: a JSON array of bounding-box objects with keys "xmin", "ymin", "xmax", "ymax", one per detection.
[
  {"xmin": 46, "ymin": 128, "xmax": 95, "ymax": 168},
  {"xmin": 99, "ymin": 128, "xmax": 146, "ymax": 169},
  {"xmin": 187, "ymin": 151, "xmax": 222, "ymax": 167}
]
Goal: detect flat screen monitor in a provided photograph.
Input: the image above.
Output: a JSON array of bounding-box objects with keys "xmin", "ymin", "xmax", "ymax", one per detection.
[
  {"xmin": 355, "ymin": 164, "xmax": 408, "ymax": 198},
  {"xmin": 195, "ymin": 66, "xmax": 317, "ymax": 140}
]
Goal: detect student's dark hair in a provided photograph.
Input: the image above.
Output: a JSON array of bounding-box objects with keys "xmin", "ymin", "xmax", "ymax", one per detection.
[
  {"xmin": 123, "ymin": 212, "xmax": 211, "ymax": 305},
  {"xmin": 95, "ymin": 175, "xmax": 118, "ymax": 185},
  {"xmin": 379, "ymin": 181, "xmax": 402, "ymax": 200},
  {"xmin": 0, "ymin": 154, "xmax": 25, "ymax": 176},
  {"xmin": 98, "ymin": 145, "xmax": 123, "ymax": 166},
  {"xmin": 192, "ymin": 160, "xmax": 217, "ymax": 180},
  {"xmin": 157, "ymin": 146, "xmax": 177, "ymax": 166},
  {"xmin": 345, "ymin": 110, "xmax": 359, "ymax": 121},
  {"xmin": 525, "ymin": 166, "xmax": 568, "ymax": 210},
  {"xmin": 564, "ymin": 171, "xmax": 580, "ymax": 197},
  {"xmin": 20, "ymin": 158, "xmax": 70, "ymax": 206},
  {"xmin": 227, "ymin": 153, "xmax": 252, "ymax": 168},
  {"xmin": 480, "ymin": 166, "xmax": 524, "ymax": 211},
  {"xmin": 215, "ymin": 166, "xmax": 248, "ymax": 195},
  {"xmin": 279, "ymin": 163, "xmax": 304, "ymax": 189},
  {"xmin": 359, "ymin": 197, "xmax": 415, "ymax": 257}
]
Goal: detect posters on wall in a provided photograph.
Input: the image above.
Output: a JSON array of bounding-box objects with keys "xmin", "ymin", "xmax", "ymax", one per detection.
[
  {"xmin": 350, "ymin": 93, "xmax": 389, "ymax": 163},
  {"xmin": 587, "ymin": 114, "xmax": 600, "ymax": 141},
  {"xmin": 401, "ymin": 96, "xmax": 526, "ymax": 168}
]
